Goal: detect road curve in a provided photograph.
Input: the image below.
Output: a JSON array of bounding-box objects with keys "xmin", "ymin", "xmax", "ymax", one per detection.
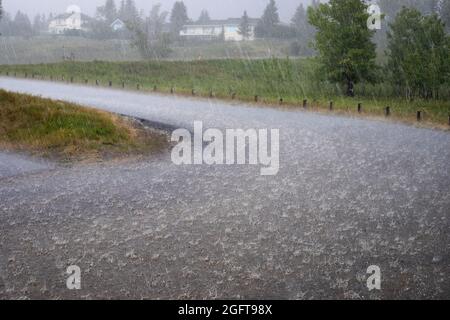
[{"xmin": 0, "ymin": 77, "xmax": 449, "ymax": 299}]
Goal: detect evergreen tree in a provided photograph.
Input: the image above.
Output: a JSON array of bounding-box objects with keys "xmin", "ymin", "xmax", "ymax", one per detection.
[
  {"xmin": 197, "ymin": 10, "xmax": 210, "ymax": 24},
  {"xmin": 308, "ymin": 0, "xmax": 378, "ymax": 96},
  {"xmin": 13, "ymin": 11, "xmax": 33, "ymax": 37},
  {"xmin": 255, "ymin": 0, "xmax": 280, "ymax": 38},
  {"xmin": 290, "ymin": 3, "xmax": 316, "ymax": 56},
  {"xmin": 97, "ymin": 0, "xmax": 118, "ymax": 23},
  {"xmin": 170, "ymin": 1, "xmax": 189, "ymax": 36},
  {"xmin": 238, "ymin": 11, "xmax": 251, "ymax": 39}
]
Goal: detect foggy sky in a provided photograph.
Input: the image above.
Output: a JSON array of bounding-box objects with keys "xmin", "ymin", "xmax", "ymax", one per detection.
[{"xmin": 3, "ymin": 0, "xmax": 311, "ymax": 22}]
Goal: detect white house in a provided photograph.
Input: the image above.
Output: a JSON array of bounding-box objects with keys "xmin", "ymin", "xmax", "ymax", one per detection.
[
  {"xmin": 48, "ymin": 5, "xmax": 90, "ymax": 34},
  {"xmin": 180, "ymin": 18, "xmax": 259, "ymax": 41},
  {"xmin": 110, "ymin": 19, "xmax": 126, "ymax": 32}
]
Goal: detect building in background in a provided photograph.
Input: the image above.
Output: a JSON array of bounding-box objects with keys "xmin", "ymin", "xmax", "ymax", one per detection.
[
  {"xmin": 110, "ymin": 19, "xmax": 126, "ymax": 32},
  {"xmin": 180, "ymin": 18, "xmax": 259, "ymax": 41},
  {"xmin": 48, "ymin": 5, "xmax": 91, "ymax": 35}
]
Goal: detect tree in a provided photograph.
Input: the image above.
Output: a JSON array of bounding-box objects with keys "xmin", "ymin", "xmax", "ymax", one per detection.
[
  {"xmin": 440, "ymin": 0, "xmax": 450, "ymax": 33},
  {"xmin": 255, "ymin": 0, "xmax": 280, "ymax": 38},
  {"xmin": 170, "ymin": 1, "xmax": 189, "ymax": 37},
  {"xmin": 131, "ymin": 4, "xmax": 172, "ymax": 59},
  {"xmin": 308, "ymin": 0, "xmax": 378, "ymax": 96},
  {"xmin": 386, "ymin": 7, "xmax": 450, "ymax": 99},
  {"xmin": 120, "ymin": 0, "xmax": 139, "ymax": 23},
  {"xmin": 13, "ymin": 11, "xmax": 33, "ymax": 37},
  {"xmin": 97, "ymin": 0, "xmax": 117, "ymax": 23},
  {"xmin": 238, "ymin": 11, "xmax": 251, "ymax": 40},
  {"xmin": 290, "ymin": 3, "xmax": 316, "ymax": 56},
  {"xmin": 32, "ymin": 14, "xmax": 46, "ymax": 35},
  {"xmin": 197, "ymin": 9, "xmax": 210, "ymax": 24},
  {"xmin": 0, "ymin": 0, "xmax": 3, "ymax": 21}
]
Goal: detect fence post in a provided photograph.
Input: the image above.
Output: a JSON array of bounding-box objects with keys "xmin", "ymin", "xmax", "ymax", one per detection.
[
  {"xmin": 137, "ymin": 84, "xmax": 140, "ymax": 90},
  {"xmin": 417, "ymin": 111, "xmax": 422, "ymax": 122},
  {"xmin": 122, "ymin": 82, "xmax": 125, "ymax": 88},
  {"xmin": 70, "ymin": 77, "xmax": 74, "ymax": 83},
  {"xmin": 192, "ymin": 89, "xmax": 196, "ymax": 96},
  {"xmin": 96, "ymin": 80, "xmax": 99, "ymax": 86},
  {"xmin": 209, "ymin": 90, "xmax": 214, "ymax": 98},
  {"xmin": 254, "ymin": 95, "xmax": 258, "ymax": 102},
  {"xmin": 279, "ymin": 98, "xmax": 283, "ymax": 105},
  {"xmin": 154, "ymin": 85, "xmax": 157, "ymax": 91},
  {"xmin": 303, "ymin": 99, "xmax": 308, "ymax": 109},
  {"xmin": 329, "ymin": 101, "xmax": 333, "ymax": 111},
  {"xmin": 170, "ymin": 87, "xmax": 174, "ymax": 94},
  {"xmin": 385, "ymin": 106, "xmax": 390, "ymax": 117},
  {"xmin": 358, "ymin": 103, "xmax": 362, "ymax": 113},
  {"xmin": 232, "ymin": 92, "xmax": 236, "ymax": 100}
]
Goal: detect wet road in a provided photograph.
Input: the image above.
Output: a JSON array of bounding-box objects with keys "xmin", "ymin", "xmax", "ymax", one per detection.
[{"xmin": 0, "ymin": 78, "xmax": 449, "ymax": 299}]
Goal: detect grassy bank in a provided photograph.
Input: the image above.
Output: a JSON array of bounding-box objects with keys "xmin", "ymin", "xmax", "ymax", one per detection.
[
  {"xmin": 1, "ymin": 59, "xmax": 449, "ymax": 127},
  {"xmin": 0, "ymin": 90, "xmax": 167, "ymax": 161}
]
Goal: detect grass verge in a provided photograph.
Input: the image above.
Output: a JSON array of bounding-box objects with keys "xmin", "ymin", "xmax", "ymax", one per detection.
[{"xmin": 0, "ymin": 89, "xmax": 168, "ymax": 161}]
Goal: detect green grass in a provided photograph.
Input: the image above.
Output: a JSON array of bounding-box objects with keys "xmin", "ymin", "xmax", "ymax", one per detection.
[
  {"xmin": 0, "ymin": 89, "xmax": 167, "ymax": 160},
  {"xmin": 1, "ymin": 59, "xmax": 449, "ymax": 127}
]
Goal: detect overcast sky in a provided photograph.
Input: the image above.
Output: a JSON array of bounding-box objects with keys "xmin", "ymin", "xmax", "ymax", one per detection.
[{"xmin": 3, "ymin": 0, "xmax": 312, "ymax": 22}]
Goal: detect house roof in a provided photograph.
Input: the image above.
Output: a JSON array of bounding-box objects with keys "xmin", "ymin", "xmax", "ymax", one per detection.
[
  {"xmin": 52, "ymin": 12, "xmax": 92, "ymax": 21},
  {"xmin": 110, "ymin": 19, "xmax": 125, "ymax": 27},
  {"xmin": 184, "ymin": 18, "xmax": 259, "ymax": 28}
]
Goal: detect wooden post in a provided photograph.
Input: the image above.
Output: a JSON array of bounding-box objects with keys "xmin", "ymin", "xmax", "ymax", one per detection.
[
  {"xmin": 70, "ymin": 77, "xmax": 74, "ymax": 83},
  {"xmin": 153, "ymin": 85, "xmax": 157, "ymax": 91},
  {"xmin": 122, "ymin": 82, "xmax": 125, "ymax": 88},
  {"xmin": 137, "ymin": 84, "xmax": 140, "ymax": 90},
  {"xmin": 25, "ymin": 73, "xmax": 28, "ymax": 78},
  {"xmin": 254, "ymin": 95, "xmax": 258, "ymax": 102},
  {"xmin": 6, "ymin": 72, "xmax": 8, "ymax": 76},
  {"xmin": 50, "ymin": 75, "xmax": 53, "ymax": 81},
  {"xmin": 448, "ymin": 115, "xmax": 450, "ymax": 126},
  {"xmin": 358, "ymin": 103, "xmax": 362, "ymax": 113},
  {"xmin": 170, "ymin": 87, "xmax": 174, "ymax": 94},
  {"xmin": 192, "ymin": 89, "xmax": 196, "ymax": 96},
  {"xmin": 329, "ymin": 101, "xmax": 333, "ymax": 111},
  {"xmin": 417, "ymin": 111, "xmax": 421, "ymax": 122},
  {"xmin": 209, "ymin": 90, "xmax": 214, "ymax": 98},
  {"xmin": 385, "ymin": 106, "xmax": 390, "ymax": 117},
  {"xmin": 303, "ymin": 99, "xmax": 308, "ymax": 108},
  {"xmin": 96, "ymin": 80, "xmax": 99, "ymax": 86},
  {"xmin": 231, "ymin": 92, "xmax": 236, "ymax": 100},
  {"xmin": 279, "ymin": 98, "xmax": 283, "ymax": 105},
  {"xmin": 62, "ymin": 76, "xmax": 64, "ymax": 81},
  {"xmin": 85, "ymin": 79, "xmax": 88, "ymax": 84}
]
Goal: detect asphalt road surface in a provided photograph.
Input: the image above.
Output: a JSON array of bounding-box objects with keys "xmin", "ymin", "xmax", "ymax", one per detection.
[{"xmin": 0, "ymin": 78, "xmax": 449, "ymax": 299}]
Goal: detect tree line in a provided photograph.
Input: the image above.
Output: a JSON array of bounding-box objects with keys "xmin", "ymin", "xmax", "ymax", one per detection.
[{"xmin": 309, "ymin": 0, "xmax": 450, "ymax": 99}]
